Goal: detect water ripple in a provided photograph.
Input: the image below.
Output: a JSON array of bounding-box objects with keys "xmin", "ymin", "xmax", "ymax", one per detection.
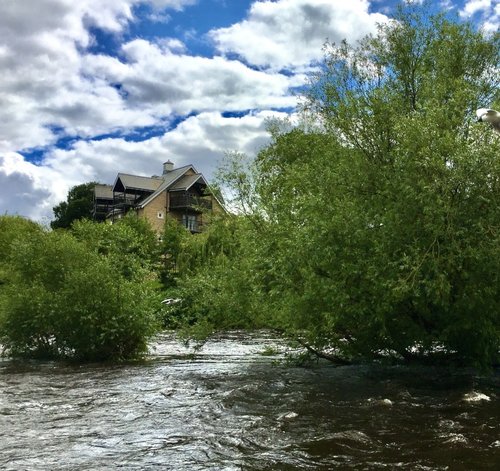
[{"xmin": 0, "ymin": 332, "xmax": 498, "ymax": 470}]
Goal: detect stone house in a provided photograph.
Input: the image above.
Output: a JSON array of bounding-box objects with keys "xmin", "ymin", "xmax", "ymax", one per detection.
[{"xmin": 93, "ymin": 161, "xmax": 224, "ymax": 233}]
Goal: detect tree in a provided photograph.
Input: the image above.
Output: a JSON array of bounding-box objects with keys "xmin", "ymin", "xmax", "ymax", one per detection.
[
  {"xmin": 294, "ymin": 4, "xmax": 500, "ymax": 367},
  {"xmin": 157, "ymin": 216, "xmax": 190, "ymax": 287},
  {"xmin": 270, "ymin": 4, "xmax": 499, "ymax": 367},
  {"xmin": 0, "ymin": 218, "xmax": 159, "ymax": 361},
  {"xmin": 176, "ymin": 4, "xmax": 499, "ymax": 368},
  {"xmin": 0, "ymin": 215, "xmax": 42, "ymax": 286},
  {"xmin": 166, "ymin": 213, "xmax": 266, "ymax": 338},
  {"xmin": 72, "ymin": 213, "xmax": 160, "ymax": 280},
  {"xmin": 51, "ymin": 182, "xmax": 97, "ymax": 229}
]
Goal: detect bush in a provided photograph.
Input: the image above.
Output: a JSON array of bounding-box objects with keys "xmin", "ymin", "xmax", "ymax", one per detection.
[{"xmin": 0, "ymin": 226, "xmax": 159, "ymax": 361}]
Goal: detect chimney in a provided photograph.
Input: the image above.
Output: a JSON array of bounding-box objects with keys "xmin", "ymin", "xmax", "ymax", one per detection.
[{"xmin": 163, "ymin": 160, "xmax": 174, "ymax": 174}]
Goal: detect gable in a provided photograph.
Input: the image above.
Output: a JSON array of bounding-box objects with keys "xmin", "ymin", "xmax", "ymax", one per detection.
[
  {"xmin": 137, "ymin": 165, "xmax": 202, "ymax": 208},
  {"xmin": 113, "ymin": 173, "xmax": 163, "ymax": 193},
  {"xmin": 170, "ymin": 174, "xmax": 206, "ymax": 192}
]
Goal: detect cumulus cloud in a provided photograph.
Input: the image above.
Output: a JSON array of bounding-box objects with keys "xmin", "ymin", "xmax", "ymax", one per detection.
[
  {"xmin": 147, "ymin": 0, "xmax": 197, "ymax": 9},
  {"xmin": 0, "ymin": 170, "xmax": 52, "ymax": 220},
  {"xmin": 0, "ymin": 0, "xmax": 398, "ymax": 222},
  {"xmin": 460, "ymin": 0, "xmax": 499, "ymax": 32},
  {"xmin": 43, "ymin": 110, "xmax": 285, "ymax": 184},
  {"xmin": 0, "ymin": 0, "xmax": 298, "ymax": 156},
  {"xmin": 209, "ymin": 0, "xmax": 389, "ymax": 71},
  {"xmin": 153, "ymin": 110, "xmax": 289, "ymax": 177},
  {"xmin": 0, "ymin": 0, "xmax": 195, "ymax": 152},
  {"xmin": 460, "ymin": 0, "xmax": 491, "ymax": 17},
  {"xmin": 0, "ymin": 1, "xmax": 199, "ymax": 140},
  {"xmin": 0, "ymin": 153, "xmax": 65, "ymax": 221},
  {"xmin": 84, "ymin": 39, "xmax": 298, "ymax": 117},
  {"xmin": 3, "ymin": 111, "xmax": 284, "ymax": 221}
]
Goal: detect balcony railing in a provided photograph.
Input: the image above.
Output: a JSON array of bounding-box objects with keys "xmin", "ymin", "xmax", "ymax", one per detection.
[
  {"xmin": 169, "ymin": 193, "xmax": 212, "ymax": 211},
  {"xmin": 113, "ymin": 194, "xmax": 143, "ymax": 209}
]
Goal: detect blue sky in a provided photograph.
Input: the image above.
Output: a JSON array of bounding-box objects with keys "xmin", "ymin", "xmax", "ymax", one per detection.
[{"xmin": 0, "ymin": 0, "xmax": 498, "ymax": 221}]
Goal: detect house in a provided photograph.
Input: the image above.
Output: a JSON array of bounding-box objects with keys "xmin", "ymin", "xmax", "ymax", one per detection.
[{"xmin": 93, "ymin": 161, "xmax": 224, "ymax": 233}]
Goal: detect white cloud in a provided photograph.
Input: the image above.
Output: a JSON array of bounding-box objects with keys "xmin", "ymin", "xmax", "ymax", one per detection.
[
  {"xmin": 209, "ymin": 0, "xmax": 389, "ymax": 71},
  {"xmin": 460, "ymin": 0, "xmax": 499, "ymax": 32},
  {"xmin": 2, "ymin": 111, "xmax": 285, "ymax": 221},
  {"xmin": 460, "ymin": 0, "xmax": 491, "ymax": 17},
  {"xmin": 147, "ymin": 0, "xmax": 197, "ymax": 10},
  {"xmin": 0, "ymin": 153, "xmax": 66, "ymax": 222},
  {"xmin": 0, "ymin": 0, "xmax": 297, "ymax": 155},
  {"xmin": 439, "ymin": 0, "xmax": 455, "ymax": 10},
  {"xmin": 155, "ymin": 110, "xmax": 289, "ymax": 176},
  {"xmin": 0, "ymin": 0, "xmax": 403, "ymax": 223},
  {"xmin": 84, "ymin": 39, "xmax": 298, "ymax": 116},
  {"xmin": 43, "ymin": 110, "xmax": 286, "ymax": 184},
  {"xmin": 483, "ymin": 2, "xmax": 500, "ymax": 32},
  {"xmin": 0, "ymin": 0, "xmax": 196, "ymax": 152}
]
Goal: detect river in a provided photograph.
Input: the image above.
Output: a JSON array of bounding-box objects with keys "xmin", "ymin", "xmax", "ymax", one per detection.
[{"xmin": 1, "ymin": 332, "xmax": 499, "ymax": 470}]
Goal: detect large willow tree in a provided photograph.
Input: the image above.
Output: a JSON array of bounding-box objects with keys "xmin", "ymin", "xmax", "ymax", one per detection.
[
  {"xmin": 168, "ymin": 4, "xmax": 498, "ymax": 367},
  {"xmin": 251, "ymin": 4, "xmax": 499, "ymax": 367}
]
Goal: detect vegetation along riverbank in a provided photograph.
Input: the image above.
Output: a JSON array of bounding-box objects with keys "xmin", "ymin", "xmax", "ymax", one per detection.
[{"xmin": 1, "ymin": 4, "xmax": 498, "ymax": 369}]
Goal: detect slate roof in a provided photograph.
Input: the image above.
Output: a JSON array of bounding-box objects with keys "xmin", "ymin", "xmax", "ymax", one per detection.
[
  {"xmin": 169, "ymin": 174, "xmax": 206, "ymax": 191},
  {"xmin": 94, "ymin": 184, "xmax": 113, "ymax": 199},
  {"xmin": 114, "ymin": 173, "xmax": 163, "ymax": 192}
]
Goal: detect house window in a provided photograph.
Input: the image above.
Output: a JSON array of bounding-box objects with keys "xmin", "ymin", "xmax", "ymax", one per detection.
[
  {"xmin": 182, "ymin": 214, "xmax": 198, "ymax": 232},
  {"xmin": 157, "ymin": 211, "xmax": 164, "ymax": 219}
]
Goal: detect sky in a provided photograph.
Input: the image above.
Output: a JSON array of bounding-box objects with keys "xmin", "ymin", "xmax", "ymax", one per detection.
[{"xmin": 0, "ymin": 0, "xmax": 498, "ymax": 222}]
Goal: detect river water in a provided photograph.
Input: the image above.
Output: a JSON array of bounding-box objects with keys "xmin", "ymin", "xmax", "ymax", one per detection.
[{"xmin": 1, "ymin": 332, "xmax": 498, "ymax": 470}]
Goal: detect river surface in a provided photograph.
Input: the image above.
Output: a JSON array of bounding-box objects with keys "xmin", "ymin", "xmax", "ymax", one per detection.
[{"xmin": 1, "ymin": 332, "xmax": 499, "ymax": 470}]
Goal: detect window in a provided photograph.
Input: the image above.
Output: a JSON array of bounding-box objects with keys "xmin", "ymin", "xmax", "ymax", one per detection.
[{"xmin": 182, "ymin": 214, "xmax": 198, "ymax": 232}]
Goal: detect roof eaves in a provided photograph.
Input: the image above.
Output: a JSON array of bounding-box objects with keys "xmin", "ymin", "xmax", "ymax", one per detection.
[
  {"xmin": 138, "ymin": 165, "xmax": 199, "ymax": 208},
  {"xmin": 169, "ymin": 174, "xmax": 206, "ymax": 191},
  {"xmin": 113, "ymin": 173, "xmax": 163, "ymax": 192},
  {"xmin": 206, "ymin": 184, "xmax": 227, "ymax": 213}
]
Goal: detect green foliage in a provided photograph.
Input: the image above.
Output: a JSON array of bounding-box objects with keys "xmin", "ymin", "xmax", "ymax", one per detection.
[
  {"xmin": 158, "ymin": 216, "xmax": 190, "ymax": 287},
  {"xmin": 170, "ymin": 5, "xmax": 499, "ymax": 368},
  {"xmin": 0, "ymin": 215, "xmax": 42, "ymax": 285},
  {"xmin": 51, "ymin": 182, "xmax": 97, "ymax": 229},
  {"xmin": 161, "ymin": 214, "xmax": 267, "ymax": 336},
  {"xmin": 71, "ymin": 214, "xmax": 160, "ymax": 280},
  {"xmin": 0, "ymin": 219, "xmax": 159, "ymax": 361},
  {"xmin": 215, "ymin": 151, "xmax": 261, "ymax": 215},
  {"xmin": 6, "ymin": 4, "xmax": 496, "ymax": 368},
  {"xmin": 294, "ymin": 4, "xmax": 500, "ymax": 367}
]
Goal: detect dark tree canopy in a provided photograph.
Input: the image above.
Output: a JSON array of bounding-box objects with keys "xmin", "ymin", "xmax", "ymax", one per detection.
[{"xmin": 51, "ymin": 182, "xmax": 97, "ymax": 229}]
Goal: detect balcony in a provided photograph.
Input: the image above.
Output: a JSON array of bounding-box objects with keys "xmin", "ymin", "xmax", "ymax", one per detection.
[
  {"xmin": 113, "ymin": 193, "xmax": 146, "ymax": 210},
  {"xmin": 93, "ymin": 203, "xmax": 113, "ymax": 221},
  {"xmin": 169, "ymin": 192, "xmax": 212, "ymax": 211}
]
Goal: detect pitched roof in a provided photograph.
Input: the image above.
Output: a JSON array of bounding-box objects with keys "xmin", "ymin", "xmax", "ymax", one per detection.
[
  {"xmin": 107, "ymin": 164, "xmax": 224, "ymax": 211},
  {"xmin": 114, "ymin": 173, "xmax": 163, "ymax": 192},
  {"xmin": 169, "ymin": 174, "xmax": 206, "ymax": 191},
  {"xmin": 94, "ymin": 184, "xmax": 113, "ymax": 199},
  {"xmin": 137, "ymin": 164, "xmax": 203, "ymax": 208}
]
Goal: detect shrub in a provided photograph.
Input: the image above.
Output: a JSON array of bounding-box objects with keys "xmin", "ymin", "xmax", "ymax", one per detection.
[{"xmin": 0, "ymin": 227, "xmax": 158, "ymax": 361}]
